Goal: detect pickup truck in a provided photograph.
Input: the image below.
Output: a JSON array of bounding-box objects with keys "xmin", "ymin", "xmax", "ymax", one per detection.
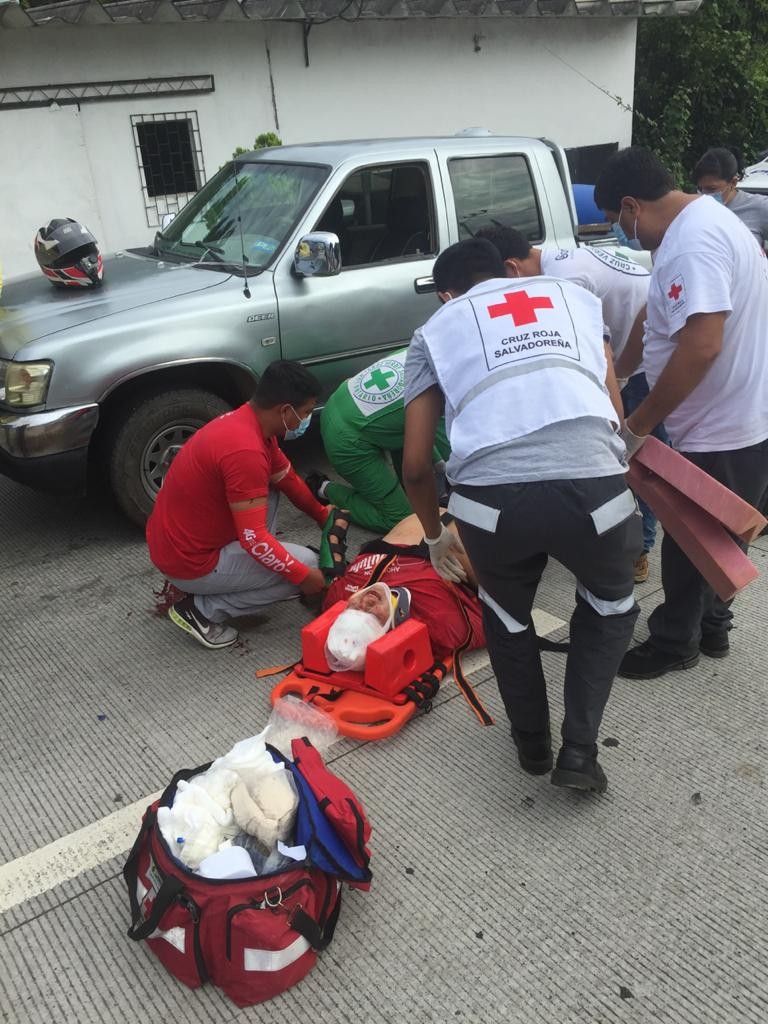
[{"xmin": 0, "ymin": 131, "xmax": 625, "ymax": 525}]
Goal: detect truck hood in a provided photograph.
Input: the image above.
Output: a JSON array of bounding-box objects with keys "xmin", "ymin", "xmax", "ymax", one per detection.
[{"xmin": 0, "ymin": 250, "xmax": 232, "ymax": 358}]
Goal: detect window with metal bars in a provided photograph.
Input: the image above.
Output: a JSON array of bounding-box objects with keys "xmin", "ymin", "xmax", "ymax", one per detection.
[
  {"xmin": 131, "ymin": 111, "xmax": 206, "ymax": 228},
  {"xmin": 136, "ymin": 118, "xmax": 197, "ymax": 197}
]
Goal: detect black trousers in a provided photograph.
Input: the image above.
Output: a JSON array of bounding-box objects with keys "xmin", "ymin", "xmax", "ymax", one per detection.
[
  {"xmin": 648, "ymin": 438, "xmax": 768, "ymax": 658},
  {"xmin": 452, "ymin": 476, "xmax": 642, "ymax": 747}
]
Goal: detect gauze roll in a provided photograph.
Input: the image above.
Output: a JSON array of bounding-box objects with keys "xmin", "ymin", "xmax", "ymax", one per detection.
[{"xmin": 325, "ymin": 608, "xmax": 387, "ymax": 672}]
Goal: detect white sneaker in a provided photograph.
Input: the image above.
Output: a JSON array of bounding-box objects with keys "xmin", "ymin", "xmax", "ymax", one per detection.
[{"xmin": 168, "ymin": 597, "xmax": 238, "ymax": 650}]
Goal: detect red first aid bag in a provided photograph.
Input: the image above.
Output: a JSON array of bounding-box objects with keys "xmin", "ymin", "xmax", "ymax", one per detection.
[{"xmin": 123, "ymin": 743, "xmax": 370, "ymax": 1008}]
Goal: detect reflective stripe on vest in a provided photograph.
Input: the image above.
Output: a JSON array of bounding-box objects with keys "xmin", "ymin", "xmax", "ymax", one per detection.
[{"xmin": 421, "ymin": 277, "xmax": 618, "ymax": 460}]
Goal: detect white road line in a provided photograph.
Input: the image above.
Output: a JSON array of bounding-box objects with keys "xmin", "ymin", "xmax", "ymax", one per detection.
[
  {"xmin": 0, "ymin": 791, "xmax": 160, "ymax": 916},
  {"xmin": 0, "ymin": 607, "xmax": 568, "ymax": 917}
]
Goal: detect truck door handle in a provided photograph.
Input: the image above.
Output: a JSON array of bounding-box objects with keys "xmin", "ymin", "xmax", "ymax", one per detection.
[{"xmin": 414, "ymin": 276, "xmax": 435, "ymax": 294}]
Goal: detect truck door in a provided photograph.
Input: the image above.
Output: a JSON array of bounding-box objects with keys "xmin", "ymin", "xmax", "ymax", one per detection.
[
  {"xmin": 274, "ymin": 154, "xmax": 446, "ymax": 399},
  {"xmin": 435, "ymin": 145, "xmax": 567, "ymax": 249}
]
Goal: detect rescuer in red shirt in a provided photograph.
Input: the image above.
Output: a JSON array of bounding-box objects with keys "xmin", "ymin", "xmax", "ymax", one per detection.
[{"xmin": 147, "ymin": 361, "xmax": 330, "ymax": 650}]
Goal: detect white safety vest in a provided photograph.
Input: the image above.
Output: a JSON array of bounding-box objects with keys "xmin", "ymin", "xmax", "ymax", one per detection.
[{"xmin": 421, "ymin": 276, "xmax": 618, "ymax": 461}]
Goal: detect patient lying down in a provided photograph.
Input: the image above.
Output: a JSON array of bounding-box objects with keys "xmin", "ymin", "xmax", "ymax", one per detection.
[{"xmin": 323, "ymin": 513, "xmax": 484, "ymax": 672}]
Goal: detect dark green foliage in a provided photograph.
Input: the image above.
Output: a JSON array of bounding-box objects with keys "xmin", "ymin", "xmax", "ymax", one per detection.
[{"xmin": 634, "ymin": 1, "xmax": 768, "ymax": 185}]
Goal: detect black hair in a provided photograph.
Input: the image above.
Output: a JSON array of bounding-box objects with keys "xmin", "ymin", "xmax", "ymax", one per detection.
[
  {"xmin": 252, "ymin": 360, "xmax": 321, "ymax": 409},
  {"xmin": 475, "ymin": 225, "xmax": 532, "ymax": 261},
  {"xmin": 432, "ymin": 238, "xmax": 506, "ymax": 295},
  {"xmin": 693, "ymin": 147, "xmax": 745, "ymax": 184},
  {"xmin": 593, "ymin": 146, "xmax": 675, "ymax": 213}
]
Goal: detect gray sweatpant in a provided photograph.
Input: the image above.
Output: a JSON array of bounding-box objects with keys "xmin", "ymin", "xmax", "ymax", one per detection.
[{"xmin": 166, "ymin": 492, "xmax": 319, "ymax": 623}]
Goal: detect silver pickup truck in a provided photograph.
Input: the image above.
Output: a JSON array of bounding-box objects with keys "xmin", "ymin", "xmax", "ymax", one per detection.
[{"xmin": 0, "ymin": 131, "xmax": 621, "ymax": 525}]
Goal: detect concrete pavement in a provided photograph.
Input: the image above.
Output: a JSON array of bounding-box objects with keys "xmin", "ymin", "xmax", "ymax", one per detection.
[{"xmin": 1, "ymin": 436, "xmax": 767, "ymax": 1024}]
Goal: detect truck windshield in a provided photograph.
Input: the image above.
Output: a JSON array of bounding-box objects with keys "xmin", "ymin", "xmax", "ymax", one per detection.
[{"xmin": 154, "ymin": 160, "xmax": 329, "ymax": 271}]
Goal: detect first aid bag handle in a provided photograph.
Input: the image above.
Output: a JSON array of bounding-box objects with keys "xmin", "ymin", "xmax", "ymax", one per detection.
[{"xmin": 127, "ymin": 873, "xmax": 186, "ymax": 942}]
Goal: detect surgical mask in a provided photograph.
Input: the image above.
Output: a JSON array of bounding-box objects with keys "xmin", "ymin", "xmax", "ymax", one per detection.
[
  {"xmin": 614, "ymin": 209, "xmax": 644, "ymax": 251},
  {"xmin": 697, "ymin": 189, "xmax": 725, "ymax": 204},
  {"xmin": 283, "ymin": 405, "xmax": 311, "ymax": 440}
]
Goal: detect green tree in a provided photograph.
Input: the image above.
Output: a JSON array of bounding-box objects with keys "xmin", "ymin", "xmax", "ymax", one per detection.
[{"xmin": 634, "ymin": 0, "xmax": 768, "ymax": 185}]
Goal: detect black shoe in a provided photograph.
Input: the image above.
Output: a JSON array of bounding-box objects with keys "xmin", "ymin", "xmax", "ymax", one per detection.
[
  {"xmin": 511, "ymin": 727, "xmax": 553, "ymax": 775},
  {"xmin": 551, "ymin": 744, "xmax": 607, "ymax": 793},
  {"xmin": 168, "ymin": 596, "xmax": 238, "ymax": 650},
  {"xmin": 699, "ymin": 632, "xmax": 730, "ymax": 659},
  {"xmin": 618, "ymin": 638, "xmax": 699, "ymax": 680},
  {"xmin": 305, "ymin": 470, "xmax": 330, "ymax": 505}
]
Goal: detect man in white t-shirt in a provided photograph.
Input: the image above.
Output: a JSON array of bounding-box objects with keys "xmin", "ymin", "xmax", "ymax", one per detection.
[
  {"xmin": 595, "ymin": 146, "xmax": 768, "ymax": 679},
  {"xmin": 477, "ymin": 226, "xmax": 663, "ymax": 583}
]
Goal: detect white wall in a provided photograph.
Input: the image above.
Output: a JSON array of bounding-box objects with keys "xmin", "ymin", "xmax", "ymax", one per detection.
[{"xmin": 0, "ymin": 16, "xmax": 636, "ymax": 279}]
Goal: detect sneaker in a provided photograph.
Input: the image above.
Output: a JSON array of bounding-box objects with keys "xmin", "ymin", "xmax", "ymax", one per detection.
[
  {"xmin": 618, "ymin": 638, "xmax": 699, "ymax": 680},
  {"xmin": 551, "ymin": 744, "xmax": 607, "ymax": 793},
  {"xmin": 699, "ymin": 632, "xmax": 730, "ymax": 659},
  {"xmin": 305, "ymin": 470, "xmax": 330, "ymax": 505},
  {"xmin": 511, "ymin": 727, "xmax": 553, "ymax": 775},
  {"xmin": 168, "ymin": 596, "xmax": 238, "ymax": 650},
  {"xmin": 633, "ymin": 552, "xmax": 649, "ymax": 584}
]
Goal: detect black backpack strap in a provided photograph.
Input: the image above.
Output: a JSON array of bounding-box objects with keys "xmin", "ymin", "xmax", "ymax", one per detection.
[
  {"xmin": 127, "ymin": 874, "xmax": 185, "ymax": 941},
  {"xmin": 290, "ymin": 889, "xmax": 342, "ymax": 952},
  {"xmin": 123, "ymin": 806, "xmax": 156, "ymax": 925}
]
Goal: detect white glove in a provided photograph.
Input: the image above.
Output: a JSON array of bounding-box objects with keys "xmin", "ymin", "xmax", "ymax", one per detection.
[
  {"xmin": 424, "ymin": 525, "xmax": 468, "ymax": 583},
  {"xmin": 620, "ymin": 421, "xmax": 648, "ymax": 460}
]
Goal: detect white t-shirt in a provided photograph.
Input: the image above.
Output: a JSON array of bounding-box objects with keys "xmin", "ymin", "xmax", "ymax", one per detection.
[
  {"xmin": 540, "ymin": 246, "xmax": 650, "ymax": 360},
  {"xmin": 645, "ymin": 195, "xmax": 768, "ymax": 452}
]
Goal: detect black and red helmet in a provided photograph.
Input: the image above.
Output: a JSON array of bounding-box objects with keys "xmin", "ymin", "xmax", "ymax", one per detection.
[{"xmin": 34, "ymin": 218, "xmax": 103, "ymax": 288}]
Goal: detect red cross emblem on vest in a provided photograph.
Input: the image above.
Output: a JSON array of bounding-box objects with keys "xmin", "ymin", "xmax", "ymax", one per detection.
[
  {"xmin": 668, "ymin": 282, "xmax": 683, "ymax": 301},
  {"xmin": 487, "ymin": 290, "xmax": 555, "ymax": 326}
]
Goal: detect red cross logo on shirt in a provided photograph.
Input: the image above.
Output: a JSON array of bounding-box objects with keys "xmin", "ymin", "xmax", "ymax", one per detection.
[
  {"xmin": 668, "ymin": 282, "xmax": 683, "ymax": 301},
  {"xmin": 487, "ymin": 290, "xmax": 555, "ymax": 326}
]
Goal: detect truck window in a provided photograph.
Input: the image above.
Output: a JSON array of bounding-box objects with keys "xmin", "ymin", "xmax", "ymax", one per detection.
[
  {"xmin": 448, "ymin": 155, "xmax": 543, "ymax": 242},
  {"xmin": 314, "ymin": 162, "xmax": 436, "ymax": 268}
]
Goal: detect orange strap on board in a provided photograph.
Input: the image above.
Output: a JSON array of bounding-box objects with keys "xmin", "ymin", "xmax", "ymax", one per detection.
[{"xmin": 442, "ymin": 582, "xmax": 494, "ymax": 726}]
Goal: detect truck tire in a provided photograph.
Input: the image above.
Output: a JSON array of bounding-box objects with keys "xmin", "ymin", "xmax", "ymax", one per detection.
[{"xmin": 109, "ymin": 388, "xmax": 232, "ymax": 527}]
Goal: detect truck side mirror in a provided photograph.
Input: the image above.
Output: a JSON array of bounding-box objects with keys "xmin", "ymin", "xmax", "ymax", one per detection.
[{"xmin": 293, "ymin": 232, "xmax": 342, "ymax": 278}]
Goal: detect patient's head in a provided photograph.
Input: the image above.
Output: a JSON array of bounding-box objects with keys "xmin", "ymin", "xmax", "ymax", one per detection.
[
  {"xmin": 325, "ymin": 584, "xmax": 394, "ymax": 672},
  {"xmin": 346, "ymin": 583, "xmax": 392, "ymax": 625}
]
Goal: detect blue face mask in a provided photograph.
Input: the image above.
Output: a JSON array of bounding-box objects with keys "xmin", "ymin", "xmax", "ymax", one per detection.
[
  {"xmin": 283, "ymin": 405, "xmax": 312, "ymax": 440},
  {"xmin": 703, "ymin": 190, "xmax": 725, "ymax": 204},
  {"xmin": 612, "ymin": 211, "xmax": 644, "ymax": 251}
]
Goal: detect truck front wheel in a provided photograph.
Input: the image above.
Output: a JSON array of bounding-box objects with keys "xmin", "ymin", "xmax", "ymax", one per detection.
[{"xmin": 109, "ymin": 388, "xmax": 232, "ymax": 526}]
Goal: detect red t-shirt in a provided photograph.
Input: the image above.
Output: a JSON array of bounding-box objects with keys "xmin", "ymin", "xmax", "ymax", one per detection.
[{"xmin": 146, "ymin": 403, "xmax": 289, "ymax": 579}]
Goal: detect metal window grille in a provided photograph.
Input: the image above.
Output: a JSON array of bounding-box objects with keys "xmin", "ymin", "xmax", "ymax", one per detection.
[{"xmin": 131, "ymin": 111, "xmax": 206, "ymax": 228}]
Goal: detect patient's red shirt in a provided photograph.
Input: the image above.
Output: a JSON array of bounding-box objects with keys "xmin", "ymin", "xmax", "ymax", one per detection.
[{"xmin": 324, "ymin": 551, "xmax": 485, "ymax": 659}]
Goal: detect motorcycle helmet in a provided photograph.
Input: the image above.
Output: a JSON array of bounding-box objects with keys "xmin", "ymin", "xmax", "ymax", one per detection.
[{"xmin": 34, "ymin": 218, "xmax": 103, "ymax": 287}]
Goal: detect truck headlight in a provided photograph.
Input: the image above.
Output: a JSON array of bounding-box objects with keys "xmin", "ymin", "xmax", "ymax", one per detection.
[{"xmin": 0, "ymin": 359, "xmax": 53, "ymax": 407}]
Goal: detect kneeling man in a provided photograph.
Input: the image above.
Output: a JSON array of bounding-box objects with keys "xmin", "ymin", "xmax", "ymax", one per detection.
[{"xmin": 147, "ymin": 361, "xmax": 329, "ymax": 649}]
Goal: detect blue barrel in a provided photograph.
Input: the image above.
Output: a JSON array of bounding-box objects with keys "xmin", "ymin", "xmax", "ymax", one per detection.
[{"xmin": 572, "ymin": 183, "xmax": 605, "ymax": 225}]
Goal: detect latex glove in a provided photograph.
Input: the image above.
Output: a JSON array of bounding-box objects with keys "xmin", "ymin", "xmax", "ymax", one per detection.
[
  {"xmin": 621, "ymin": 421, "xmax": 648, "ymax": 460},
  {"xmin": 424, "ymin": 525, "xmax": 467, "ymax": 583}
]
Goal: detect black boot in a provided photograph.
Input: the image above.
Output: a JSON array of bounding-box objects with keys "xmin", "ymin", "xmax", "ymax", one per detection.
[
  {"xmin": 699, "ymin": 632, "xmax": 730, "ymax": 659},
  {"xmin": 619, "ymin": 638, "xmax": 699, "ymax": 679},
  {"xmin": 551, "ymin": 744, "xmax": 607, "ymax": 793},
  {"xmin": 511, "ymin": 727, "xmax": 553, "ymax": 775}
]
